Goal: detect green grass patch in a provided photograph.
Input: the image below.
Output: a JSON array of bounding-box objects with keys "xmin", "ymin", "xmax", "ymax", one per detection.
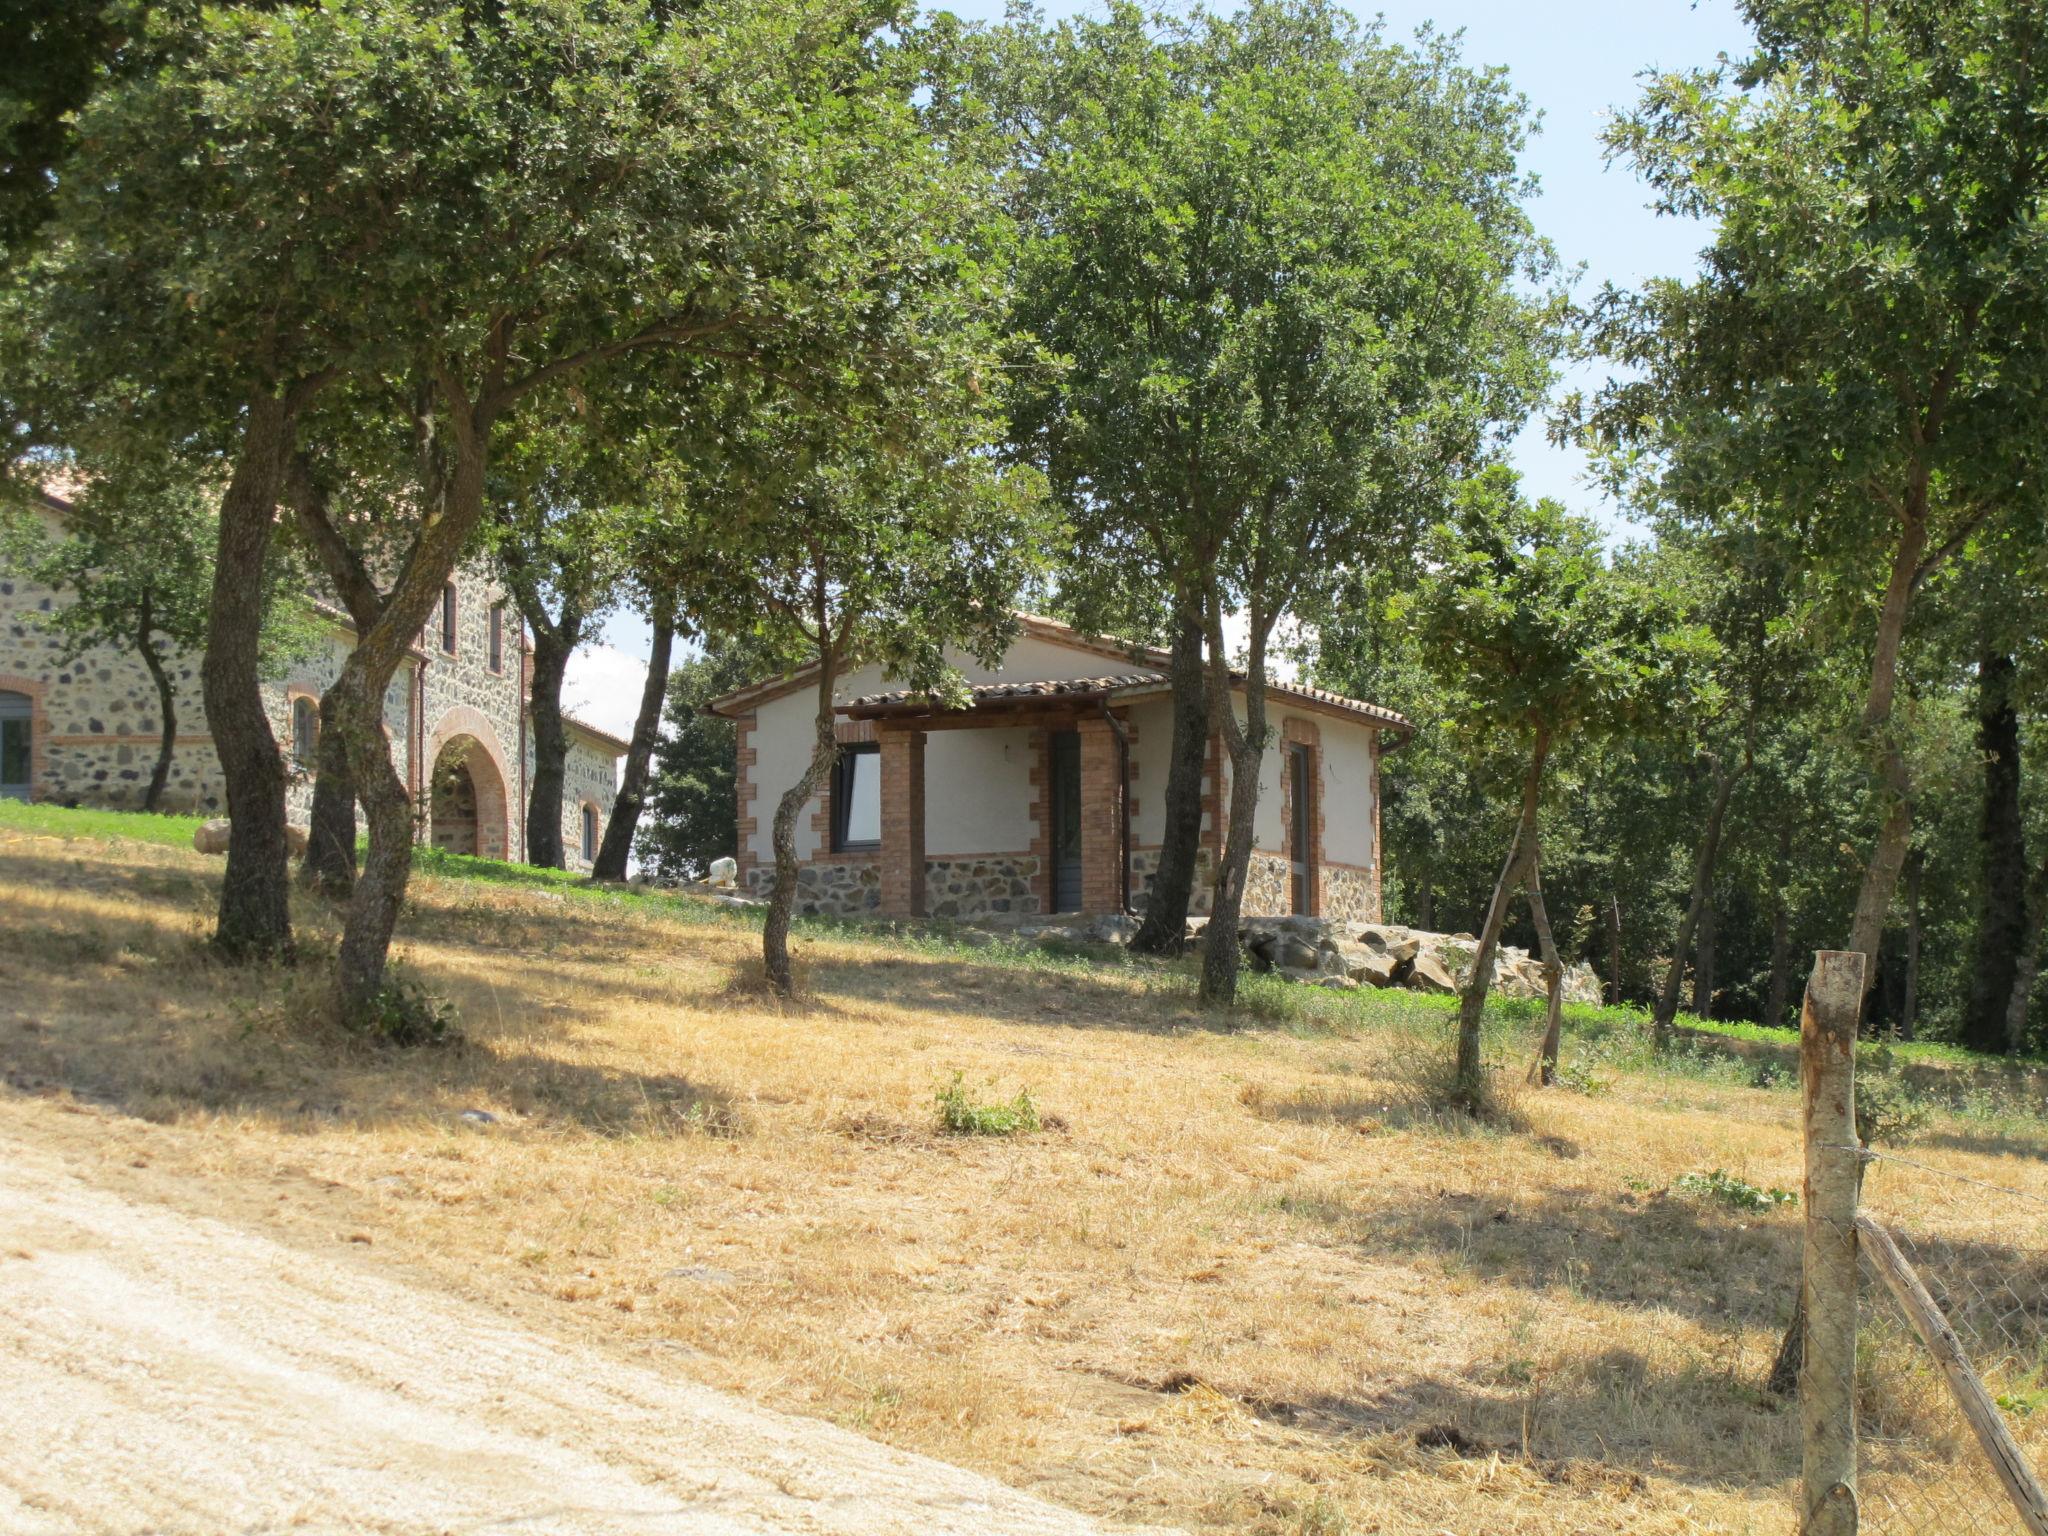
[{"xmin": 0, "ymin": 799, "xmax": 208, "ymax": 849}]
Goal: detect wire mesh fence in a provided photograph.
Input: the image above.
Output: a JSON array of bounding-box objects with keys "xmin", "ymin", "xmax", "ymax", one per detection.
[{"xmin": 1849, "ymin": 1152, "xmax": 2048, "ymax": 1536}]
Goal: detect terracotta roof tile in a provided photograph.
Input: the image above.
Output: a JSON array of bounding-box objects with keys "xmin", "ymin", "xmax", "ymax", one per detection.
[{"xmin": 845, "ymin": 674, "xmax": 1166, "ymax": 712}]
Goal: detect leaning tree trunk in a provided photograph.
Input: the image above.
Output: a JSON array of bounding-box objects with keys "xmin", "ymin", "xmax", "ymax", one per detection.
[
  {"xmin": 1764, "ymin": 817, "xmax": 1795, "ymax": 1029},
  {"xmin": 1527, "ymin": 848, "xmax": 1566, "ymax": 1086},
  {"xmin": 1965, "ymin": 649, "xmax": 2026, "ymax": 1051},
  {"xmin": 523, "ymin": 621, "xmax": 575, "ymax": 869},
  {"xmin": 204, "ymin": 390, "xmax": 299, "ymax": 961},
  {"xmin": 1654, "ymin": 752, "xmax": 1745, "ymax": 1048},
  {"xmin": 591, "ymin": 602, "xmax": 675, "ymax": 882},
  {"xmin": 1197, "ymin": 588, "xmax": 1269, "ymax": 1007},
  {"xmin": 1455, "ymin": 734, "xmax": 1547, "ymax": 1114},
  {"xmin": 330, "ymin": 652, "xmax": 416, "ymax": 1017},
  {"xmin": 134, "ymin": 596, "xmax": 175, "ymax": 814},
  {"xmin": 299, "ymin": 691, "xmax": 358, "ymax": 896},
  {"xmin": 763, "ymin": 662, "xmax": 839, "ymax": 996},
  {"xmin": 330, "ymin": 384, "xmax": 497, "ymax": 1021},
  {"xmin": 1847, "ymin": 513, "xmax": 1928, "ymax": 994},
  {"xmin": 1607, "ymin": 891, "xmax": 1623, "ymax": 1006},
  {"xmin": 1131, "ymin": 589, "xmax": 1209, "ymax": 956}
]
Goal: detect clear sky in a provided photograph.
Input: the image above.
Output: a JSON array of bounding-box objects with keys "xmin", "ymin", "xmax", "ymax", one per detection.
[{"xmin": 569, "ymin": 0, "xmax": 1754, "ymax": 737}]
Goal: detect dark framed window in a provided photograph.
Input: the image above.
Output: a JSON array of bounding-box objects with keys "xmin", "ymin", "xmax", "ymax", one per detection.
[
  {"xmin": 440, "ymin": 582, "xmax": 458, "ymax": 655},
  {"xmin": 291, "ymin": 695, "xmax": 319, "ymax": 770},
  {"xmin": 830, "ymin": 743, "xmax": 881, "ymax": 852},
  {"xmin": 0, "ymin": 689, "xmax": 31, "ymax": 800},
  {"xmin": 488, "ymin": 603, "xmax": 505, "ymax": 673},
  {"xmin": 581, "ymin": 804, "xmax": 597, "ymax": 862}
]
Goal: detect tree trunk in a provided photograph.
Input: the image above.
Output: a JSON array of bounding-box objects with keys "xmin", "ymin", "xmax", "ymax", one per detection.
[
  {"xmin": 1131, "ymin": 587, "xmax": 1208, "ymax": 956},
  {"xmin": 591, "ymin": 601, "xmax": 674, "ymax": 882},
  {"xmin": 1692, "ymin": 894, "xmax": 1717, "ymax": 1022},
  {"xmin": 1197, "ymin": 583, "xmax": 1268, "ymax": 1006},
  {"xmin": 299, "ymin": 692, "xmax": 358, "ymax": 896},
  {"xmin": 1607, "ymin": 891, "xmax": 1623, "ymax": 1006},
  {"xmin": 1764, "ymin": 817, "xmax": 1795, "ymax": 1030},
  {"xmin": 1654, "ymin": 752, "xmax": 1745, "ymax": 1047},
  {"xmin": 1417, "ymin": 874, "xmax": 1435, "ymax": 933},
  {"xmin": 1527, "ymin": 848, "xmax": 1566, "ymax": 1086},
  {"xmin": 330, "ymin": 382, "xmax": 496, "ymax": 1021},
  {"xmin": 1965, "ymin": 650, "xmax": 2026, "ymax": 1051},
  {"xmin": 1898, "ymin": 848, "xmax": 1923, "ymax": 1042},
  {"xmin": 134, "ymin": 593, "xmax": 175, "ymax": 814},
  {"xmin": 1455, "ymin": 734, "xmax": 1547, "ymax": 1113},
  {"xmin": 2003, "ymin": 851, "xmax": 2048, "ymax": 1057},
  {"xmin": 1846, "ymin": 513, "xmax": 1929, "ymax": 992},
  {"xmin": 331, "ymin": 653, "xmax": 415, "ymax": 1017},
  {"xmin": 523, "ymin": 620, "xmax": 575, "ymax": 868},
  {"xmin": 204, "ymin": 390, "xmax": 298, "ymax": 962},
  {"xmin": 763, "ymin": 661, "xmax": 839, "ymax": 996}
]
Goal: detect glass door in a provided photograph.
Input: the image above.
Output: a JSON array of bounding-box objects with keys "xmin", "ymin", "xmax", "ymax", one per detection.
[{"xmin": 1049, "ymin": 731, "xmax": 1082, "ymax": 912}]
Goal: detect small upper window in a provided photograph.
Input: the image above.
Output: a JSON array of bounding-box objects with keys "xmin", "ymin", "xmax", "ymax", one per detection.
[
  {"xmin": 291, "ymin": 695, "xmax": 319, "ymax": 770},
  {"xmin": 440, "ymin": 583, "xmax": 458, "ymax": 655},
  {"xmin": 581, "ymin": 804, "xmax": 597, "ymax": 863},
  {"xmin": 830, "ymin": 744, "xmax": 881, "ymax": 852},
  {"xmin": 488, "ymin": 603, "xmax": 505, "ymax": 673}
]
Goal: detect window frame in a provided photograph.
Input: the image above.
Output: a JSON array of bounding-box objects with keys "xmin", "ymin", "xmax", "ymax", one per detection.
[
  {"xmin": 829, "ymin": 742, "xmax": 882, "ymax": 853},
  {"xmin": 440, "ymin": 583, "xmax": 458, "ymax": 656},
  {"xmin": 581, "ymin": 804, "xmax": 597, "ymax": 863},
  {"xmin": 0, "ymin": 689, "xmax": 32, "ymax": 800},
  {"xmin": 487, "ymin": 603, "xmax": 505, "ymax": 674}
]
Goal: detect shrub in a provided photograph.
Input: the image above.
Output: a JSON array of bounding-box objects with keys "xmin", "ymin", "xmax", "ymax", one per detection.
[
  {"xmin": 352, "ymin": 977, "xmax": 459, "ymax": 1047},
  {"xmin": 1673, "ymin": 1168, "xmax": 1797, "ymax": 1212},
  {"xmin": 934, "ymin": 1072, "xmax": 1041, "ymax": 1136}
]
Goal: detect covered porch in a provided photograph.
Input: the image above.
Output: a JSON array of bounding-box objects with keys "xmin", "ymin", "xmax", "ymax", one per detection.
[{"xmin": 838, "ymin": 676, "xmax": 1159, "ymax": 920}]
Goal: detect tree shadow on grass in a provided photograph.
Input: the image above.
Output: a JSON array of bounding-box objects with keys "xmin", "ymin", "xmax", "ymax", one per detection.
[
  {"xmin": 0, "ymin": 938, "xmax": 755, "ymax": 1143},
  {"xmin": 809, "ymin": 949, "xmax": 1224, "ymax": 1039},
  {"xmin": 1265, "ymin": 1346, "xmax": 1794, "ymax": 1496}
]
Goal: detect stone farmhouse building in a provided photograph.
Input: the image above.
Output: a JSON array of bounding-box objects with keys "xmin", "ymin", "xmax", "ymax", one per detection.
[
  {"xmin": 708, "ymin": 615, "xmax": 1410, "ymax": 923},
  {"xmin": 1, "ymin": 484, "xmax": 627, "ymax": 870}
]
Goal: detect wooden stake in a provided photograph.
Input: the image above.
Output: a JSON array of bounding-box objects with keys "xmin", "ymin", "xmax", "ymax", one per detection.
[
  {"xmin": 1858, "ymin": 1215, "xmax": 2048, "ymax": 1536},
  {"xmin": 1801, "ymin": 950, "xmax": 1866, "ymax": 1536}
]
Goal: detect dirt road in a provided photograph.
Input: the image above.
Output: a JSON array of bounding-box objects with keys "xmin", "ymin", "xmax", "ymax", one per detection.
[{"xmin": 0, "ymin": 1128, "xmax": 1154, "ymax": 1536}]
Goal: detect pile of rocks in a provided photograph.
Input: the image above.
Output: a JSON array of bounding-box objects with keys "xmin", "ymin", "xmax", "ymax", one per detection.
[{"xmin": 1229, "ymin": 914, "xmax": 1602, "ymax": 1004}]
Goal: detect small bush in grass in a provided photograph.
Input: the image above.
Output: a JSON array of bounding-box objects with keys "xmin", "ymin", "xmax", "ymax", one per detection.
[
  {"xmin": 934, "ymin": 1072, "xmax": 1041, "ymax": 1135},
  {"xmin": 1673, "ymin": 1168, "xmax": 1796, "ymax": 1212},
  {"xmin": 352, "ymin": 976, "xmax": 460, "ymax": 1047}
]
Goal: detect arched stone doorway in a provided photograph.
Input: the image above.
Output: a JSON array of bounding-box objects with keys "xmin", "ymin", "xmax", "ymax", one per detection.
[{"xmin": 428, "ymin": 733, "xmax": 509, "ymax": 860}]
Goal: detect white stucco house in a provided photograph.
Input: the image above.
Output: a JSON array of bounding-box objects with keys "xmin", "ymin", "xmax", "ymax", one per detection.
[
  {"xmin": 1, "ymin": 483, "xmax": 628, "ymax": 870},
  {"xmin": 708, "ymin": 614, "xmax": 1410, "ymax": 923}
]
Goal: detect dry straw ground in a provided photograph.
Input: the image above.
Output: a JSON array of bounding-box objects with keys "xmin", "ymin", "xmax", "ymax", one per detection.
[{"xmin": 3, "ymin": 814, "xmax": 2045, "ymax": 1536}]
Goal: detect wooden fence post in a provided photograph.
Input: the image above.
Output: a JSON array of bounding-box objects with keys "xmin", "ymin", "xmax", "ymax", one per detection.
[{"xmin": 1801, "ymin": 949, "xmax": 1867, "ymax": 1536}]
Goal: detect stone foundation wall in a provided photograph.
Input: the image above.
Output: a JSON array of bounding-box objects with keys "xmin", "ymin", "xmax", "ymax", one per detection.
[
  {"xmin": 746, "ymin": 859, "xmax": 882, "ymax": 917},
  {"xmin": 925, "ymin": 857, "xmax": 1041, "ymax": 919},
  {"xmin": 1129, "ymin": 846, "xmax": 1214, "ymax": 916},
  {"xmin": 1321, "ymin": 863, "xmax": 1379, "ymax": 926},
  {"xmin": 1242, "ymin": 851, "xmax": 1292, "ymax": 917}
]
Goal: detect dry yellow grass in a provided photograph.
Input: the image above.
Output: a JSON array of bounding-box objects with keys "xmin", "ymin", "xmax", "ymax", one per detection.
[{"xmin": 3, "ymin": 821, "xmax": 2045, "ymax": 1536}]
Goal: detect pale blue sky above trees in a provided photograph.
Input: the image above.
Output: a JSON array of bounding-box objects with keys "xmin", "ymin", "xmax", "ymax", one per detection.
[{"xmin": 575, "ymin": 0, "xmax": 1751, "ymax": 736}]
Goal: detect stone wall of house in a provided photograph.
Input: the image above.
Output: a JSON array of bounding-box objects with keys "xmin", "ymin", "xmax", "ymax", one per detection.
[
  {"xmin": 1321, "ymin": 863, "xmax": 1379, "ymax": 926},
  {"xmin": 0, "ymin": 532, "xmax": 600, "ymax": 850},
  {"xmin": 924, "ymin": 857, "xmax": 1041, "ymax": 919},
  {"xmin": 745, "ymin": 858, "xmax": 882, "ymax": 917},
  {"xmin": 1242, "ymin": 851, "xmax": 1292, "ymax": 917},
  {"xmin": 1128, "ymin": 846, "xmax": 1215, "ymax": 917},
  {"xmin": 428, "ymin": 575, "xmax": 523, "ymax": 800},
  {"xmin": 559, "ymin": 730, "xmax": 621, "ymax": 872},
  {"xmin": 2, "ymin": 559, "xmax": 226, "ymax": 810}
]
